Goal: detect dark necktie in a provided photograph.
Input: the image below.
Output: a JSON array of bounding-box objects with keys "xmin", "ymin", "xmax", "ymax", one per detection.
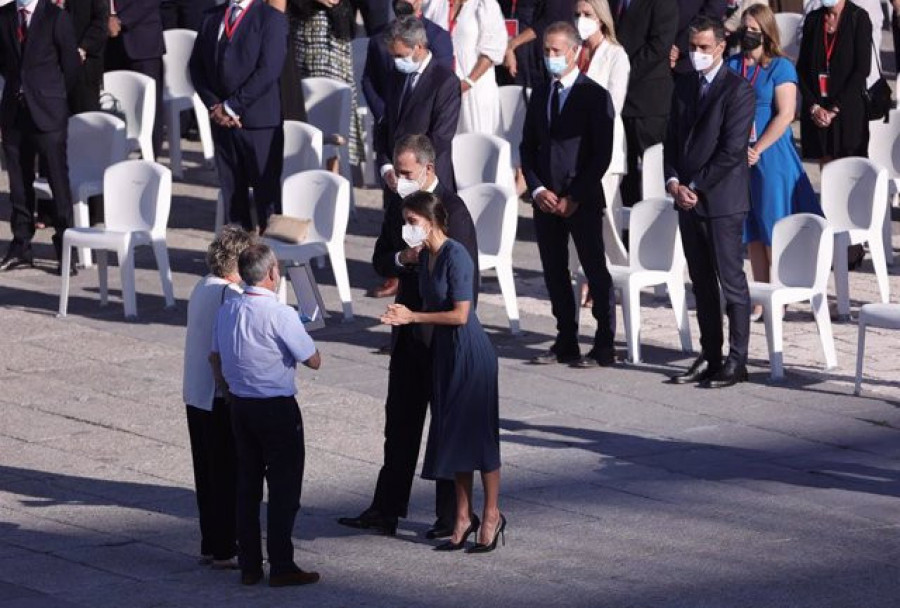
[
  {"xmin": 17, "ymin": 8, "xmax": 28, "ymax": 44},
  {"xmin": 699, "ymin": 74, "xmax": 710, "ymax": 101},
  {"xmin": 398, "ymin": 72, "xmax": 417, "ymax": 118},
  {"xmin": 550, "ymin": 80, "xmax": 562, "ymax": 127},
  {"xmin": 229, "ymin": 3, "xmax": 242, "ymax": 26}
]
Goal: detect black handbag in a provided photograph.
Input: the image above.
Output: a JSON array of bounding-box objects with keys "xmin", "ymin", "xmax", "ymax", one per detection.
[{"xmin": 864, "ymin": 40, "xmax": 892, "ymax": 122}]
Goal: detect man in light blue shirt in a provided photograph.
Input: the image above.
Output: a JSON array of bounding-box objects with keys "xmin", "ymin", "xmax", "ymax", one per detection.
[{"xmin": 211, "ymin": 243, "xmax": 321, "ymax": 588}]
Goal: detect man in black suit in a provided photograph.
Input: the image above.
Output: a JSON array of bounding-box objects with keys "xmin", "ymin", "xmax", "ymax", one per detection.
[
  {"xmin": 670, "ymin": 0, "xmax": 726, "ymax": 75},
  {"xmin": 520, "ymin": 21, "xmax": 616, "ymax": 368},
  {"xmin": 664, "ymin": 17, "xmax": 754, "ymax": 388},
  {"xmin": 66, "ymin": 0, "xmax": 108, "ymax": 113},
  {"xmin": 361, "ymin": 0, "xmax": 453, "ymax": 126},
  {"xmin": 0, "ymin": 0, "xmax": 80, "ymax": 274},
  {"xmin": 106, "ymin": 0, "xmax": 165, "ymax": 156},
  {"xmin": 338, "ymin": 134, "xmax": 478, "ymax": 539},
  {"xmin": 189, "ymin": 0, "xmax": 288, "ymax": 232},
  {"xmin": 355, "ymin": 0, "xmax": 392, "ymax": 35},
  {"xmin": 611, "ymin": 0, "xmax": 678, "ymax": 207}
]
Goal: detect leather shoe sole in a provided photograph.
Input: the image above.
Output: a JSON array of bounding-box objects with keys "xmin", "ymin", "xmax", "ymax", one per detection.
[
  {"xmin": 269, "ymin": 569, "xmax": 320, "ymax": 587},
  {"xmin": 701, "ymin": 367, "xmax": 748, "ymax": 389},
  {"xmin": 572, "ymin": 350, "xmax": 616, "ymax": 368},
  {"xmin": 337, "ymin": 515, "xmax": 397, "ymax": 536},
  {"xmin": 529, "ymin": 349, "xmax": 581, "ymax": 365}
]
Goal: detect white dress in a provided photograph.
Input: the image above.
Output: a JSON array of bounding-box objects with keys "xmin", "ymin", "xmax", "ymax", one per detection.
[
  {"xmin": 452, "ymin": 0, "xmax": 508, "ymax": 135},
  {"xmin": 584, "ymin": 39, "xmax": 630, "ymax": 176}
]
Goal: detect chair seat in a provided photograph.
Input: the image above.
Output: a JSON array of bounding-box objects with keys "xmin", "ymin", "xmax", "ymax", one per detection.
[
  {"xmin": 263, "ymin": 238, "xmax": 328, "ymax": 262},
  {"xmin": 64, "ymin": 227, "xmax": 151, "ymax": 248},
  {"xmin": 609, "ymin": 266, "xmax": 671, "ymax": 289},
  {"xmin": 749, "ymin": 282, "xmax": 816, "ymax": 305},
  {"xmin": 859, "ymin": 303, "xmax": 900, "ymax": 329}
]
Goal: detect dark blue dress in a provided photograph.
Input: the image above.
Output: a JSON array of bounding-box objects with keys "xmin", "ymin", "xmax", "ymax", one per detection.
[
  {"xmin": 726, "ymin": 55, "xmax": 822, "ymax": 246},
  {"xmin": 419, "ymin": 239, "xmax": 500, "ymax": 481}
]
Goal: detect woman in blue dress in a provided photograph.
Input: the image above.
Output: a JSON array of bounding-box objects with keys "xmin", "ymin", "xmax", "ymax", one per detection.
[
  {"xmin": 727, "ymin": 4, "xmax": 822, "ymax": 319},
  {"xmin": 380, "ymin": 192, "xmax": 505, "ymax": 554}
]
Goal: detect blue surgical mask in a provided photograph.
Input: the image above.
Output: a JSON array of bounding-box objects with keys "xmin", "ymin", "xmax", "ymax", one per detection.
[
  {"xmin": 394, "ymin": 54, "xmax": 420, "ymax": 74},
  {"xmin": 821, "ymin": 0, "xmax": 838, "ymax": 6},
  {"xmin": 544, "ymin": 54, "xmax": 569, "ymax": 77},
  {"xmin": 16, "ymin": 0, "xmax": 31, "ymax": 7}
]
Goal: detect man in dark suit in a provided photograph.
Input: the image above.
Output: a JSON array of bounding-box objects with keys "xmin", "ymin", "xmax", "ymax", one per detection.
[
  {"xmin": 671, "ymin": 0, "xmax": 726, "ymax": 75},
  {"xmin": 189, "ymin": 0, "xmax": 288, "ymax": 232},
  {"xmin": 369, "ymin": 16, "xmax": 459, "ymax": 297},
  {"xmin": 338, "ymin": 134, "xmax": 478, "ymax": 539},
  {"xmin": 354, "ymin": 0, "xmax": 392, "ymax": 35},
  {"xmin": 520, "ymin": 21, "xmax": 616, "ymax": 368},
  {"xmin": 161, "ymin": 0, "xmax": 214, "ymax": 30},
  {"xmin": 66, "ymin": 0, "xmax": 108, "ymax": 113},
  {"xmin": 664, "ymin": 17, "xmax": 754, "ymax": 388},
  {"xmin": 0, "ymin": 0, "xmax": 80, "ymax": 274},
  {"xmin": 361, "ymin": 0, "xmax": 453, "ymax": 126},
  {"xmin": 611, "ymin": 0, "xmax": 678, "ymax": 207},
  {"xmin": 106, "ymin": 0, "xmax": 165, "ymax": 155}
]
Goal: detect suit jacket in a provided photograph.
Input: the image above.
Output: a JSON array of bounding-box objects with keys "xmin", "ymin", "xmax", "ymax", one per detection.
[
  {"xmin": 0, "ymin": 0, "xmax": 80, "ymax": 132},
  {"xmin": 361, "ymin": 17, "xmax": 454, "ymax": 123},
  {"xmin": 115, "ymin": 0, "xmax": 165, "ymax": 60},
  {"xmin": 520, "ymin": 72, "xmax": 615, "ymax": 209},
  {"xmin": 67, "ymin": 0, "xmax": 108, "ymax": 82},
  {"xmin": 190, "ymin": 2, "xmax": 288, "ymax": 129},
  {"xmin": 664, "ymin": 66, "xmax": 755, "ymax": 217},
  {"xmin": 372, "ymin": 180, "xmax": 480, "ymax": 313},
  {"xmin": 374, "ymin": 55, "xmax": 461, "ymax": 189},
  {"xmin": 672, "ymin": 0, "xmax": 727, "ymax": 74},
  {"xmin": 611, "ymin": 0, "xmax": 678, "ymax": 118}
]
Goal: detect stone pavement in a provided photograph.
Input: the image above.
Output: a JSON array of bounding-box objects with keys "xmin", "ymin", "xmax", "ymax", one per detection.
[{"xmin": 1, "ymin": 147, "xmax": 899, "ymax": 608}]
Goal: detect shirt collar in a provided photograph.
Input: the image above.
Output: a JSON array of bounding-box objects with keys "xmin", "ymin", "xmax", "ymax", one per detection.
[
  {"xmin": 425, "ymin": 177, "xmax": 439, "ymax": 193},
  {"xmin": 702, "ymin": 59, "xmax": 724, "ymax": 85},
  {"xmin": 244, "ymin": 285, "xmax": 276, "ymax": 298},
  {"xmin": 230, "ymin": 0, "xmax": 252, "ymax": 10},
  {"xmin": 415, "ymin": 50, "xmax": 433, "ymax": 75},
  {"xmin": 554, "ymin": 66, "xmax": 580, "ymax": 90}
]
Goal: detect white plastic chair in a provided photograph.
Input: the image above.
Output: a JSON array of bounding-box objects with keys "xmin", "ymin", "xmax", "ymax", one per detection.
[
  {"xmin": 854, "ymin": 303, "xmax": 900, "ymax": 395},
  {"xmin": 350, "ymin": 38, "xmax": 377, "ymax": 187},
  {"xmin": 162, "ymin": 29, "xmax": 214, "ymax": 178},
  {"xmin": 452, "ymin": 132, "xmax": 514, "ymax": 192},
  {"xmin": 641, "ymin": 143, "xmax": 666, "ymax": 200},
  {"xmin": 749, "ymin": 213, "xmax": 837, "ymax": 380},
  {"xmin": 58, "ymin": 160, "xmax": 175, "ymax": 319},
  {"xmin": 820, "ymin": 157, "xmax": 891, "ymax": 319},
  {"xmin": 262, "ymin": 170, "xmax": 353, "ymax": 321},
  {"xmin": 301, "ymin": 77, "xmax": 355, "ymax": 207},
  {"xmin": 103, "ymin": 70, "xmax": 156, "ymax": 161},
  {"xmin": 575, "ymin": 198, "xmax": 690, "ymax": 364},
  {"xmin": 459, "ymin": 184, "xmax": 521, "ymax": 334},
  {"xmin": 35, "ymin": 112, "xmax": 129, "ymax": 269},
  {"xmin": 497, "ymin": 85, "xmax": 528, "ymax": 170},
  {"xmin": 866, "ymin": 108, "xmax": 899, "ymax": 266},
  {"xmin": 775, "ymin": 12, "xmax": 803, "ymax": 63}
]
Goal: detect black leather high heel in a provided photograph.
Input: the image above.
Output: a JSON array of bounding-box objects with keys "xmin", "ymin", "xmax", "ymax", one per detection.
[
  {"xmin": 466, "ymin": 514, "xmax": 507, "ymax": 554},
  {"xmin": 434, "ymin": 514, "xmax": 480, "ymax": 551}
]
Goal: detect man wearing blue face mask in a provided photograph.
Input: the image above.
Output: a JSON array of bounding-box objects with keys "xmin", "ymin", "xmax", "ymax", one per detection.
[{"xmin": 521, "ymin": 20, "xmax": 618, "ymax": 369}]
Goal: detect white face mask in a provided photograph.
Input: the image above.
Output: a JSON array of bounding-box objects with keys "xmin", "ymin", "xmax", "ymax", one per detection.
[
  {"xmin": 401, "ymin": 223, "xmax": 428, "ymax": 248},
  {"xmin": 395, "ymin": 166, "xmax": 427, "ymax": 198},
  {"xmin": 575, "ymin": 16, "xmax": 600, "ymax": 41},
  {"xmin": 690, "ymin": 51, "xmax": 715, "ymax": 72}
]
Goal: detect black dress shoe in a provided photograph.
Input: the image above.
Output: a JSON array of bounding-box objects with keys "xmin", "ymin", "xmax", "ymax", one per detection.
[
  {"xmin": 670, "ymin": 355, "xmax": 719, "ymax": 384},
  {"xmin": 572, "ymin": 348, "xmax": 616, "ymax": 368},
  {"xmin": 240, "ymin": 569, "xmax": 264, "ymax": 586},
  {"xmin": 269, "ymin": 568, "xmax": 320, "ymax": 587},
  {"xmin": 529, "ymin": 345, "xmax": 580, "ymax": 365},
  {"xmin": 0, "ymin": 246, "xmax": 34, "ymax": 271},
  {"xmin": 425, "ymin": 520, "xmax": 454, "ymax": 539},
  {"xmin": 337, "ymin": 509, "xmax": 398, "ymax": 536},
  {"xmin": 701, "ymin": 361, "xmax": 748, "ymax": 389}
]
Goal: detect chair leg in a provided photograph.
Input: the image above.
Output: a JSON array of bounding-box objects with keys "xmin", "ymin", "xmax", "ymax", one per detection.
[
  {"xmin": 763, "ymin": 297, "xmax": 784, "ymax": 380},
  {"xmin": 623, "ymin": 281, "xmax": 641, "ymax": 364},
  {"xmin": 57, "ymin": 239, "xmax": 72, "ymax": 318},
  {"xmin": 139, "ymin": 133, "xmax": 155, "ymax": 163},
  {"xmin": 97, "ymin": 249, "xmax": 109, "ymax": 306},
  {"xmin": 167, "ymin": 104, "xmax": 183, "ymax": 179},
  {"xmin": 854, "ymin": 315, "xmax": 867, "ymax": 396},
  {"xmin": 118, "ymin": 242, "xmax": 137, "ymax": 318},
  {"xmin": 832, "ymin": 233, "xmax": 851, "ymax": 319},
  {"xmin": 328, "ymin": 245, "xmax": 354, "ymax": 321},
  {"xmin": 151, "ymin": 239, "xmax": 176, "ymax": 308},
  {"xmin": 495, "ymin": 262, "xmax": 521, "ymax": 335},
  {"xmin": 193, "ymin": 94, "xmax": 215, "ymax": 164},
  {"xmin": 811, "ymin": 292, "xmax": 838, "ymax": 371},
  {"xmin": 884, "ymin": 192, "xmax": 895, "ymax": 267},
  {"xmin": 867, "ymin": 233, "xmax": 891, "ymax": 304},
  {"xmin": 73, "ymin": 199, "xmax": 93, "ymax": 268},
  {"xmin": 667, "ymin": 277, "xmax": 692, "ymax": 353}
]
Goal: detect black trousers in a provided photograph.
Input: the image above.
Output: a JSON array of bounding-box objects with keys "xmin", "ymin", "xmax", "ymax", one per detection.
[
  {"xmin": 213, "ymin": 124, "xmax": 284, "ymax": 232},
  {"xmin": 620, "ymin": 115, "xmax": 668, "ymax": 207},
  {"xmin": 105, "ymin": 42, "xmax": 164, "ymax": 157},
  {"xmin": 230, "ymin": 395, "xmax": 304, "ymax": 576},
  {"xmin": 678, "ymin": 209, "xmax": 750, "ymax": 367},
  {"xmin": 533, "ymin": 202, "xmax": 616, "ymax": 354},
  {"xmin": 1, "ymin": 102, "xmax": 72, "ymax": 252},
  {"xmin": 371, "ymin": 326, "xmax": 456, "ymax": 523},
  {"xmin": 186, "ymin": 398, "xmax": 237, "ymax": 561}
]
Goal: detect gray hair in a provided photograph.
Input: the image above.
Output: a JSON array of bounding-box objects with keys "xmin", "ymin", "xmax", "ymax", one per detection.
[
  {"xmin": 206, "ymin": 225, "xmax": 256, "ymax": 278},
  {"xmin": 238, "ymin": 243, "xmax": 278, "ymax": 286},
  {"xmin": 544, "ymin": 21, "xmax": 580, "ymax": 50},
  {"xmin": 385, "ymin": 16, "xmax": 428, "ymax": 49},
  {"xmin": 393, "ymin": 134, "xmax": 436, "ymax": 166}
]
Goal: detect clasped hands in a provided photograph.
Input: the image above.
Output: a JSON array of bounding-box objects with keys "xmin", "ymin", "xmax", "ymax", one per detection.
[
  {"xmin": 668, "ymin": 182, "xmax": 698, "ymax": 211},
  {"xmin": 210, "ymin": 103, "xmax": 242, "ymax": 129},
  {"xmin": 534, "ymin": 189, "xmax": 578, "ymax": 218},
  {"xmin": 811, "ymin": 105, "xmax": 836, "ymax": 129},
  {"xmin": 381, "ymin": 303, "xmax": 415, "ymax": 326}
]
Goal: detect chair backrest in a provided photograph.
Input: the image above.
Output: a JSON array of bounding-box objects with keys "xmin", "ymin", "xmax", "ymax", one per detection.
[
  {"xmin": 68, "ymin": 112, "xmax": 129, "ymax": 182},
  {"xmin": 820, "ymin": 157, "xmax": 889, "ymax": 232},
  {"xmin": 641, "ymin": 143, "xmax": 666, "ymax": 200},
  {"xmin": 452, "ymin": 133, "xmax": 512, "ymax": 191},
  {"xmin": 771, "ymin": 213, "xmax": 834, "ymax": 292},
  {"xmin": 774, "ymin": 12, "xmax": 803, "ymax": 62},
  {"xmin": 497, "ymin": 85, "xmax": 528, "ymax": 167},
  {"xmin": 351, "ymin": 37, "xmax": 369, "ymax": 109},
  {"xmin": 867, "ymin": 108, "xmax": 900, "ymax": 177},
  {"xmin": 102, "ymin": 70, "xmax": 156, "ymax": 143},
  {"xmin": 281, "ymin": 170, "xmax": 350, "ymax": 245},
  {"xmin": 628, "ymin": 197, "xmax": 680, "ymax": 272},
  {"xmin": 301, "ymin": 77, "xmax": 352, "ymax": 151},
  {"xmin": 458, "ymin": 184, "xmax": 518, "ymax": 259},
  {"xmin": 162, "ymin": 29, "xmax": 198, "ymax": 99},
  {"xmin": 103, "ymin": 160, "xmax": 172, "ymax": 235},
  {"xmin": 282, "ymin": 120, "xmax": 324, "ymax": 180}
]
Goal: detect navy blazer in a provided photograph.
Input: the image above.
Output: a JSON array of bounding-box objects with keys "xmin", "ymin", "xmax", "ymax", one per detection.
[
  {"xmin": 189, "ymin": 2, "xmax": 288, "ymax": 130},
  {"xmin": 520, "ymin": 72, "xmax": 615, "ymax": 209},
  {"xmin": 361, "ymin": 17, "xmax": 453, "ymax": 124},
  {"xmin": 374, "ymin": 55, "xmax": 460, "ymax": 189},
  {"xmin": 664, "ymin": 67, "xmax": 755, "ymax": 218},
  {"xmin": 0, "ymin": 0, "xmax": 80, "ymax": 133},
  {"xmin": 115, "ymin": 0, "xmax": 165, "ymax": 60}
]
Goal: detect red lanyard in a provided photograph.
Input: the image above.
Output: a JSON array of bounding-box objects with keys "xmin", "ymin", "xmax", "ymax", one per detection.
[
  {"xmin": 510, "ymin": 0, "xmax": 517, "ymax": 16},
  {"xmin": 823, "ymin": 17, "xmax": 839, "ymax": 71},
  {"xmin": 223, "ymin": 0, "xmax": 255, "ymax": 41},
  {"xmin": 448, "ymin": 0, "xmax": 457, "ymax": 34},
  {"xmin": 741, "ymin": 57, "xmax": 761, "ymax": 87}
]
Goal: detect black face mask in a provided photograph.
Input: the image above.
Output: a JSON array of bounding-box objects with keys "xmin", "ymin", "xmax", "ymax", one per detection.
[{"xmin": 741, "ymin": 29, "xmax": 764, "ymax": 51}]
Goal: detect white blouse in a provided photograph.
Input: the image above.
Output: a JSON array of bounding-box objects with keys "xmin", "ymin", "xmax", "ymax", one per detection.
[{"xmin": 584, "ymin": 38, "xmax": 631, "ymax": 176}]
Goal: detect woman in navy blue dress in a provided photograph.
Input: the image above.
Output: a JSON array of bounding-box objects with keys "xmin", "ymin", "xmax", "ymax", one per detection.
[{"xmin": 381, "ymin": 192, "xmax": 505, "ymax": 554}]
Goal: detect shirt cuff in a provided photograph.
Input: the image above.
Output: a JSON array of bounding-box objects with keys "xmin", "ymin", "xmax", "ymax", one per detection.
[
  {"xmin": 394, "ymin": 251, "xmax": 404, "ymax": 268},
  {"xmin": 380, "ymin": 164, "xmax": 393, "ymax": 178},
  {"xmin": 665, "ymin": 178, "xmax": 679, "ymax": 190},
  {"xmin": 223, "ymin": 101, "xmax": 239, "ymax": 119},
  {"xmin": 532, "ymin": 186, "xmax": 546, "ymax": 199}
]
